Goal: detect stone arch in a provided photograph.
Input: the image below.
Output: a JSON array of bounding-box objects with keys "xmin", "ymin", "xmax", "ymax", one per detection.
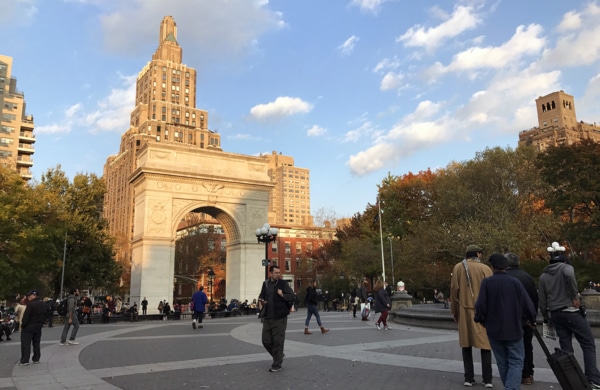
[{"xmin": 128, "ymin": 142, "xmax": 273, "ymax": 312}]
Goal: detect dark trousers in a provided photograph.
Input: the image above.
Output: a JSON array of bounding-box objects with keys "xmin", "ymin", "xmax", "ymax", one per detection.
[
  {"xmin": 262, "ymin": 317, "xmax": 288, "ymax": 369},
  {"xmin": 376, "ymin": 310, "xmax": 389, "ymax": 327},
  {"xmin": 47, "ymin": 312, "xmax": 54, "ymax": 327},
  {"xmin": 142, "ymin": 307, "xmax": 147, "ymax": 315},
  {"xmin": 192, "ymin": 311, "xmax": 204, "ymax": 323},
  {"xmin": 462, "ymin": 347, "xmax": 493, "ymax": 384},
  {"xmin": 552, "ymin": 310, "xmax": 600, "ymax": 384},
  {"xmin": 20, "ymin": 326, "xmax": 42, "ymax": 364},
  {"xmin": 522, "ymin": 325, "xmax": 534, "ymax": 377},
  {"xmin": 352, "ymin": 304, "xmax": 357, "ymax": 317}
]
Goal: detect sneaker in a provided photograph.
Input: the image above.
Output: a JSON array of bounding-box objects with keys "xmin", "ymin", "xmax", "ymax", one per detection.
[
  {"xmin": 269, "ymin": 366, "xmax": 282, "ymax": 372},
  {"xmin": 521, "ymin": 375, "xmax": 534, "ymax": 385},
  {"xmin": 192, "ymin": 321, "xmax": 196, "ymax": 330},
  {"xmin": 590, "ymin": 381, "xmax": 600, "ymax": 390},
  {"xmin": 68, "ymin": 340, "xmax": 79, "ymax": 345},
  {"xmin": 17, "ymin": 362, "xmax": 29, "ymax": 366},
  {"xmin": 484, "ymin": 383, "xmax": 493, "ymax": 388},
  {"xmin": 384, "ymin": 326, "xmax": 391, "ymax": 330},
  {"xmin": 32, "ymin": 361, "xmax": 40, "ymax": 364},
  {"xmin": 464, "ymin": 381, "xmax": 475, "ymax": 387},
  {"xmin": 375, "ymin": 323, "xmax": 381, "ymax": 330},
  {"xmin": 59, "ymin": 342, "xmax": 69, "ymax": 346}
]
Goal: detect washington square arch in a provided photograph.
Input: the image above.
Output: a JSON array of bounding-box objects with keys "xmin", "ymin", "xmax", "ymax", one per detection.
[{"xmin": 127, "ymin": 142, "xmax": 273, "ymax": 309}]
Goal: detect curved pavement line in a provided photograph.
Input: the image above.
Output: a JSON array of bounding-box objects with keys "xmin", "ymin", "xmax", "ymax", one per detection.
[{"xmin": 11, "ymin": 324, "xmax": 158, "ymax": 390}]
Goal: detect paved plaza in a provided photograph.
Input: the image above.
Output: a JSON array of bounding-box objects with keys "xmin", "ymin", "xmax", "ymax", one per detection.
[{"xmin": 0, "ymin": 309, "xmax": 594, "ymax": 389}]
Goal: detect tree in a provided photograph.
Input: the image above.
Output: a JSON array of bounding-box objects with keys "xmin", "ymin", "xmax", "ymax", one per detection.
[
  {"xmin": 536, "ymin": 140, "xmax": 600, "ymax": 259},
  {"xmin": 40, "ymin": 167, "xmax": 121, "ymax": 296}
]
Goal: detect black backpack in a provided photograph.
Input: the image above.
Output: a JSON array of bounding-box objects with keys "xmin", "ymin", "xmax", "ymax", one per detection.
[{"xmin": 57, "ymin": 298, "xmax": 69, "ymax": 316}]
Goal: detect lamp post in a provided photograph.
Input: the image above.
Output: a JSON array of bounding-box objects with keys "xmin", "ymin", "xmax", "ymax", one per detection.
[
  {"xmin": 208, "ymin": 268, "xmax": 215, "ymax": 303},
  {"xmin": 255, "ymin": 223, "xmax": 279, "ymax": 280},
  {"xmin": 388, "ymin": 236, "xmax": 394, "ymax": 286}
]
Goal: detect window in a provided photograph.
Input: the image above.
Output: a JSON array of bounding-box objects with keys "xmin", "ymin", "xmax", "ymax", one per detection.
[
  {"xmin": 285, "ymin": 260, "xmax": 291, "ymax": 271},
  {"xmin": 296, "ymin": 242, "xmax": 302, "ymax": 254},
  {"xmin": 285, "ymin": 242, "xmax": 291, "ymax": 254}
]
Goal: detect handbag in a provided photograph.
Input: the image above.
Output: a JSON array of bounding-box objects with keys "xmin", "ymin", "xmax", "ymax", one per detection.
[{"xmin": 82, "ymin": 306, "xmax": 91, "ymax": 314}]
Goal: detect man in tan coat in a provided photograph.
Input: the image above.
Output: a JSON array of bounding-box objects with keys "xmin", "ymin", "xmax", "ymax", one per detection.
[{"xmin": 450, "ymin": 244, "xmax": 494, "ymax": 388}]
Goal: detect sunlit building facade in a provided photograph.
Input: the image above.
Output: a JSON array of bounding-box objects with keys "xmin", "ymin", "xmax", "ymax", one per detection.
[
  {"xmin": 0, "ymin": 55, "xmax": 35, "ymax": 180},
  {"xmin": 518, "ymin": 90, "xmax": 600, "ymax": 151}
]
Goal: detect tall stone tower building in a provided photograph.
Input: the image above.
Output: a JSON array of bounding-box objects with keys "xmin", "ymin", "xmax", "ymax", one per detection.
[
  {"xmin": 103, "ymin": 16, "xmax": 222, "ymax": 266},
  {"xmin": 518, "ymin": 90, "xmax": 600, "ymax": 151},
  {"xmin": 0, "ymin": 55, "xmax": 35, "ymax": 180},
  {"xmin": 261, "ymin": 151, "xmax": 311, "ymax": 226}
]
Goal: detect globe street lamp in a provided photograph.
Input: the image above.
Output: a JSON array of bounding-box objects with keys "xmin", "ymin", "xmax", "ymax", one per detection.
[
  {"xmin": 255, "ymin": 223, "xmax": 278, "ymax": 280},
  {"xmin": 207, "ymin": 268, "xmax": 215, "ymax": 303}
]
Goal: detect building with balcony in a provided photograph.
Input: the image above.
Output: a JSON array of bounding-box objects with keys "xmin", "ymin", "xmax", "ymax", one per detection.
[
  {"xmin": 0, "ymin": 55, "xmax": 35, "ymax": 180},
  {"xmin": 518, "ymin": 90, "xmax": 600, "ymax": 151}
]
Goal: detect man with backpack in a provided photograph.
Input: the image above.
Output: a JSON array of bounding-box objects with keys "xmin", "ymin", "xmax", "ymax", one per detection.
[
  {"xmin": 258, "ymin": 265, "xmax": 295, "ymax": 372},
  {"xmin": 59, "ymin": 288, "xmax": 80, "ymax": 346}
]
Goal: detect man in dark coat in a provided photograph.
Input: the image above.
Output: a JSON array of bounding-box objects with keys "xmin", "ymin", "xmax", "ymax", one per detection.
[
  {"xmin": 258, "ymin": 265, "xmax": 295, "ymax": 372},
  {"xmin": 19, "ymin": 290, "xmax": 47, "ymax": 365},
  {"xmin": 475, "ymin": 254, "xmax": 536, "ymax": 390},
  {"xmin": 504, "ymin": 252, "xmax": 538, "ymax": 385}
]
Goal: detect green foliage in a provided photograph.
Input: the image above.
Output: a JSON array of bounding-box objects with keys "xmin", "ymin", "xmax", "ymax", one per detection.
[
  {"xmin": 536, "ymin": 140, "xmax": 600, "ymax": 257},
  {"xmin": 0, "ymin": 166, "xmax": 120, "ymax": 299}
]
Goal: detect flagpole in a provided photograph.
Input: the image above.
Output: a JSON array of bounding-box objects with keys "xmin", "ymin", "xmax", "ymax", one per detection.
[{"xmin": 378, "ymin": 198, "xmax": 386, "ymax": 282}]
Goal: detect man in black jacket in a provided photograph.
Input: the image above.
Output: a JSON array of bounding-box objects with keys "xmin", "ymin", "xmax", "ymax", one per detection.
[
  {"xmin": 19, "ymin": 290, "xmax": 47, "ymax": 365},
  {"xmin": 258, "ymin": 265, "xmax": 295, "ymax": 372},
  {"xmin": 504, "ymin": 253, "xmax": 538, "ymax": 385}
]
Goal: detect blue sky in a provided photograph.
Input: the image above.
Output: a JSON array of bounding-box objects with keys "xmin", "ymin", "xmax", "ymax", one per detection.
[{"xmin": 2, "ymin": 0, "xmax": 600, "ymax": 219}]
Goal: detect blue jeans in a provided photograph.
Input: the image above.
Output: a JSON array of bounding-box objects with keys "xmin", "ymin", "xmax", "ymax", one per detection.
[
  {"xmin": 305, "ymin": 304, "xmax": 322, "ymax": 327},
  {"xmin": 489, "ymin": 337, "xmax": 524, "ymax": 390},
  {"xmin": 552, "ymin": 310, "xmax": 600, "ymax": 384}
]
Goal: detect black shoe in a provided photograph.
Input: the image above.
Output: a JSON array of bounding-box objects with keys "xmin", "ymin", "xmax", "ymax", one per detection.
[
  {"xmin": 269, "ymin": 366, "xmax": 282, "ymax": 372},
  {"xmin": 6, "ymin": 338, "xmax": 11, "ymax": 341}
]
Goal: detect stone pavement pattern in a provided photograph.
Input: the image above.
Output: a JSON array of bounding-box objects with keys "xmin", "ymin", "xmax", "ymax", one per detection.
[{"xmin": 1, "ymin": 309, "xmax": 595, "ymax": 389}]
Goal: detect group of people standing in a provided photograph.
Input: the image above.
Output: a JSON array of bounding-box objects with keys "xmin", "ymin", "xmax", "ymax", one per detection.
[{"xmin": 451, "ymin": 243, "xmax": 600, "ymax": 390}]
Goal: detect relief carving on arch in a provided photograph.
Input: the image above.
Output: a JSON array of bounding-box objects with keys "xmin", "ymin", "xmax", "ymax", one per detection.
[
  {"xmin": 248, "ymin": 206, "xmax": 266, "ymax": 232},
  {"xmin": 148, "ymin": 200, "xmax": 168, "ymax": 234},
  {"xmin": 172, "ymin": 198, "xmax": 196, "ymax": 223},
  {"xmin": 202, "ymin": 181, "xmax": 225, "ymax": 193}
]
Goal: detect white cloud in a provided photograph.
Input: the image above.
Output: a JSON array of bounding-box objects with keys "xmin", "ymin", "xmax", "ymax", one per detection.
[
  {"xmin": 349, "ymin": 0, "xmax": 389, "ymax": 14},
  {"xmin": 373, "ymin": 56, "xmax": 401, "ymax": 73},
  {"xmin": 307, "ymin": 125, "xmax": 327, "ymax": 137},
  {"xmin": 99, "ymin": 0, "xmax": 285, "ymax": 58},
  {"xmin": 249, "ymin": 97, "xmax": 313, "ymax": 121},
  {"xmin": 427, "ymin": 24, "xmax": 545, "ymax": 78},
  {"xmin": 35, "ymin": 123, "xmax": 71, "ymax": 135},
  {"xmin": 343, "ymin": 120, "xmax": 377, "ymax": 143},
  {"xmin": 541, "ymin": 3, "xmax": 600, "ymax": 67},
  {"xmin": 380, "ymin": 72, "xmax": 404, "ymax": 91},
  {"xmin": 0, "ymin": 0, "xmax": 38, "ymax": 24},
  {"xmin": 35, "ymin": 74, "xmax": 136, "ymax": 135},
  {"xmin": 84, "ymin": 74, "xmax": 136, "ymax": 133},
  {"xmin": 557, "ymin": 10, "xmax": 582, "ymax": 32},
  {"xmin": 397, "ymin": 5, "xmax": 481, "ymax": 53},
  {"xmin": 338, "ymin": 35, "xmax": 359, "ymax": 56}
]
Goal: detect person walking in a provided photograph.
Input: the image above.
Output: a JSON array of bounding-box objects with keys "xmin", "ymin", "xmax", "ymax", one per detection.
[
  {"xmin": 450, "ymin": 244, "xmax": 494, "ymax": 388},
  {"xmin": 475, "ymin": 254, "xmax": 537, "ymax": 390},
  {"xmin": 191, "ymin": 286, "xmax": 208, "ymax": 329},
  {"xmin": 81, "ymin": 296, "xmax": 93, "ymax": 324},
  {"xmin": 504, "ymin": 252, "xmax": 539, "ymax": 385},
  {"xmin": 358, "ymin": 279, "xmax": 369, "ymax": 321},
  {"xmin": 304, "ymin": 280, "xmax": 329, "ymax": 335},
  {"xmin": 539, "ymin": 242, "xmax": 600, "ymax": 389},
  {"xmin": 374, "ymin": 280, "xmax": 392, "ymax": 330},
  {"xmin": 43, "ymin": 297, "xmax": 55, "ymax": 328},
  {"xmin": 60, "ymin": 288, "xmax": 80, "ymax": 346},
  {"xmin": 258, "ymin": 265, "xmax": 295, "ymax": 372},
  {"xmin": 18, "ymin": 290, "xmax": 47, "ymax": 365},
  {"xmin": 141, "ymin": 297, "xmax": 148, "ymax": 316}
]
